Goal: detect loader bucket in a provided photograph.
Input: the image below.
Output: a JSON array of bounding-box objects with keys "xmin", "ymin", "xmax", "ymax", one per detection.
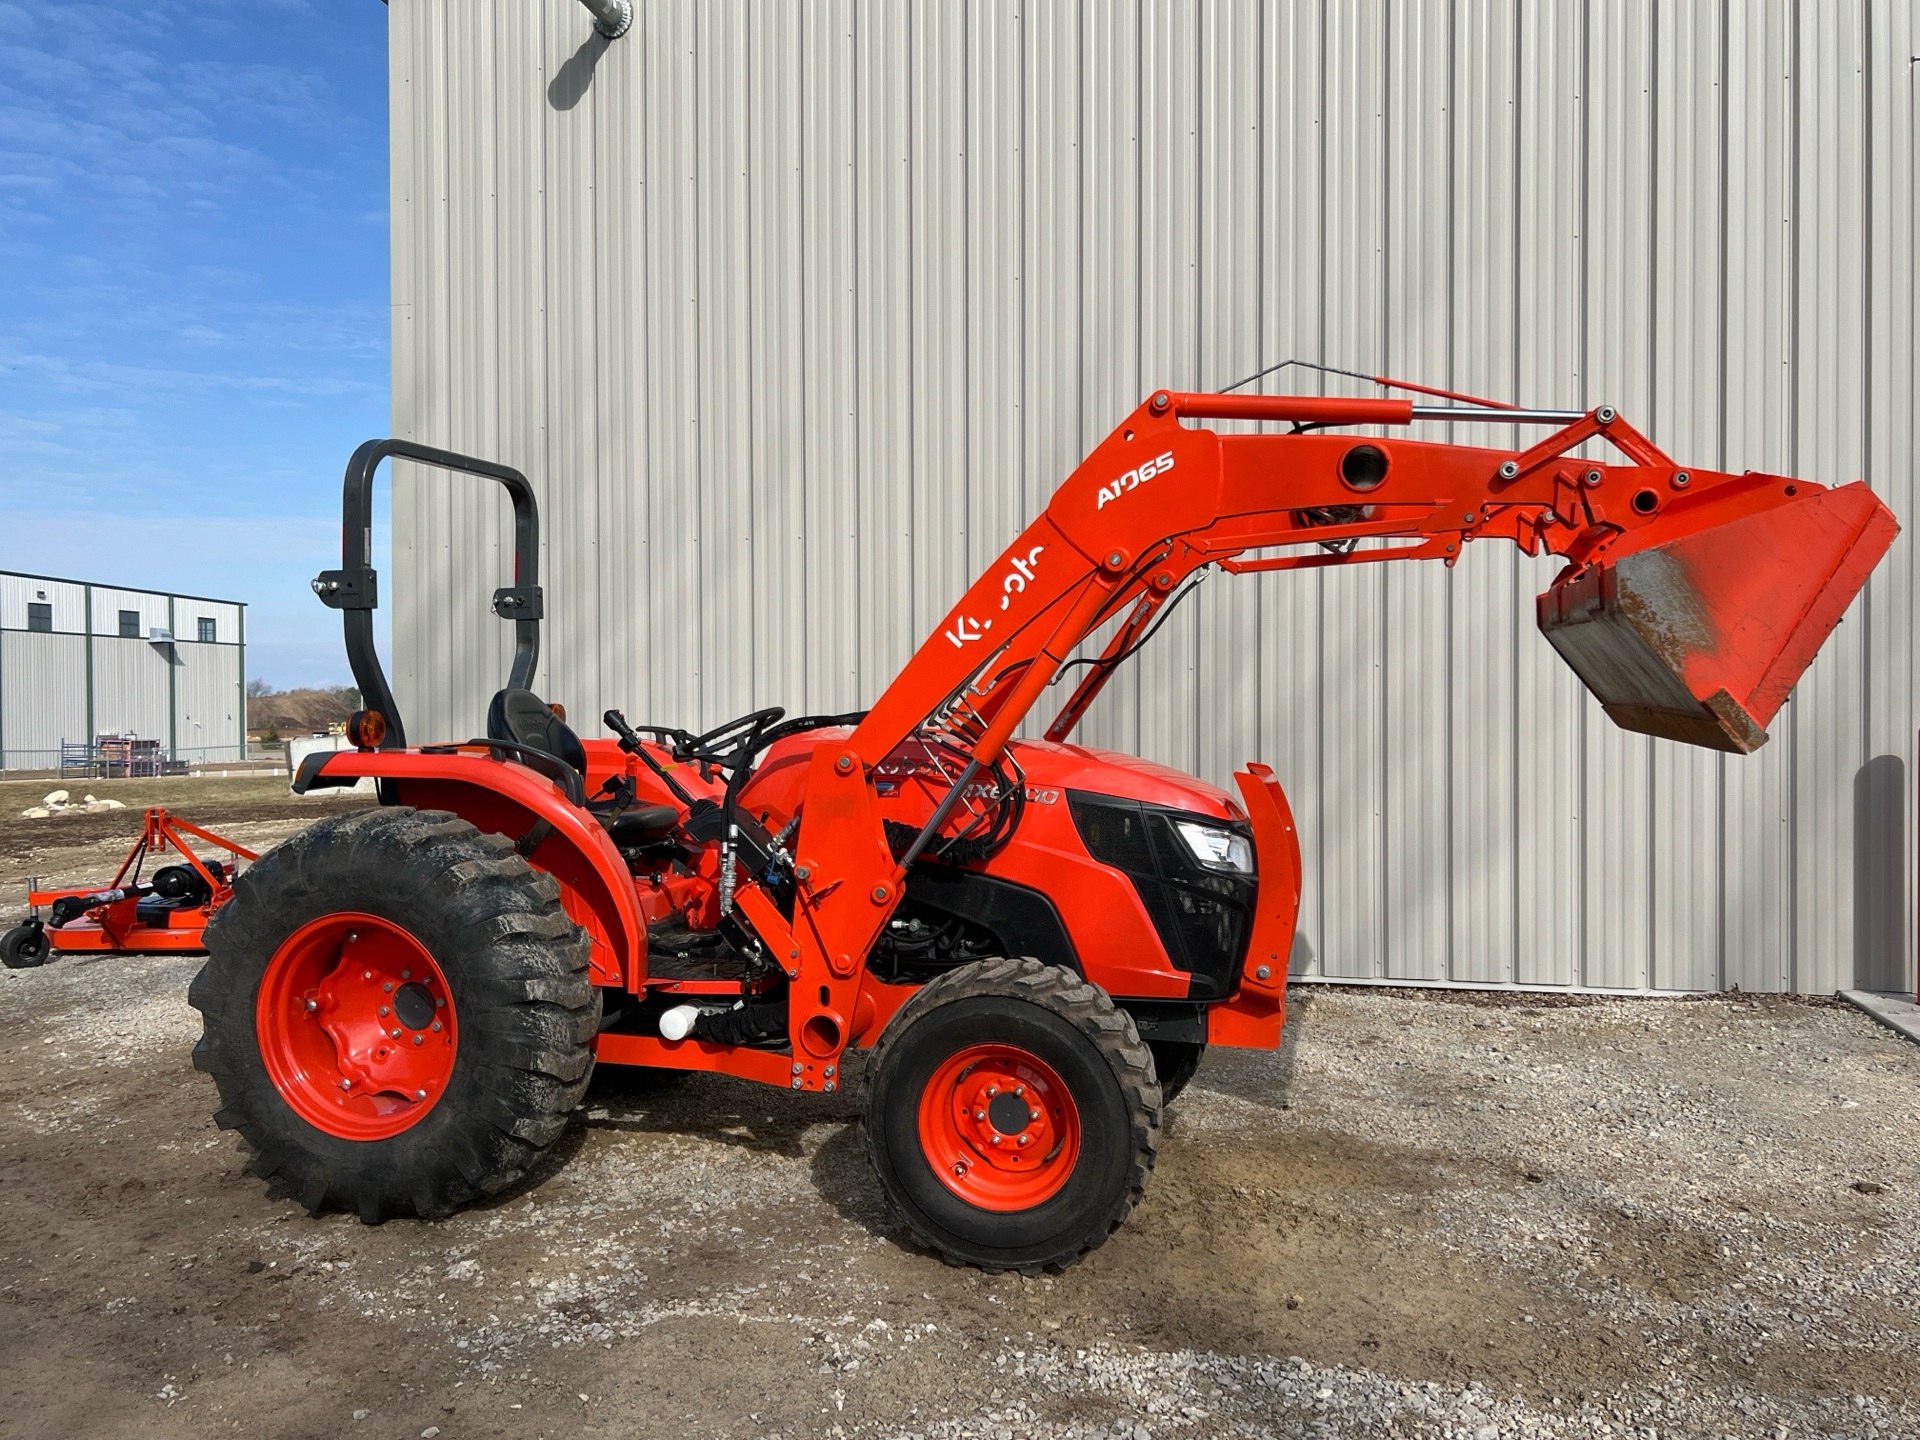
[{"xmin": 1536, "ymin": 480, "xmax": 1898, "ymax": 754}]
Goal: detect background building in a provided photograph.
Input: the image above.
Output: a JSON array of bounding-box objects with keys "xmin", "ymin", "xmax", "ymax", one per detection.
[
  {"xmin": 382, "ymin": 0, "xmax": 1916, "ymax": 995},
  {"xmin": 0, "ymin": 570, "xmax": 246, "ymax": 771}
]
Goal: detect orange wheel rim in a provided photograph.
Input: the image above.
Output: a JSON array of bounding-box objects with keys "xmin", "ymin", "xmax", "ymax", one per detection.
[
  {"xmin": 916, "ymin": 1042, "xmax": 1081, "ymax": 1211},
  {"xmin": 255, "ymin": 912, "xmax": 456, "ymax": 1141}
]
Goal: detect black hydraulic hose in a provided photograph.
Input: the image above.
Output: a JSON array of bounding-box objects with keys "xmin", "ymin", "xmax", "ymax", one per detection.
[{"xmin": 1051, "ymin": 570, "xmax": 1211, "ymax": 683}]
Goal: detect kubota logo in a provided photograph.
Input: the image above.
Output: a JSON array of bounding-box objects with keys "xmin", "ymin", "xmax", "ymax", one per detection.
[
  {"xmin": 944, "ymin": 545, "xmax": 1046, "ymax": 647},
  {"xmin": 1096, "ymin": 451, "xmax": 1175, "ymax": 509}
]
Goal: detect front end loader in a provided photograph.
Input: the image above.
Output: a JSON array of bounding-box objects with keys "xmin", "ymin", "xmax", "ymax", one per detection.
[{"xmin": 188, "ymin": 392, "xmax": 1896, "ymax": 1272}]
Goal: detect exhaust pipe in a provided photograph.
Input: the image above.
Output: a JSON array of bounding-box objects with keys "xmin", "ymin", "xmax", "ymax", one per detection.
[{"xmin": 578, "ymin": 0, "xmax": 631, "ymax": 39}]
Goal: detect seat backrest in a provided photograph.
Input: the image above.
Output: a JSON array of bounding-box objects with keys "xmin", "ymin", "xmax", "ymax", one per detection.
[{"xmin": 486, "ymin": 688, "xmax": 588, "ymax": 777}]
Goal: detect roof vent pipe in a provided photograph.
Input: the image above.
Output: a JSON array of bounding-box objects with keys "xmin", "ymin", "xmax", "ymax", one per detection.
[{"xmin": 578, "ymin": 0, "xmax": 632, "ymax": 39}]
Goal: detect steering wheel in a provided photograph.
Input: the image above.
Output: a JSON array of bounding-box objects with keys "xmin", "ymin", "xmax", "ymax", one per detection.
[{"xmin": 672, "ymin": 707, "xmax": 787, "ymax": 768}]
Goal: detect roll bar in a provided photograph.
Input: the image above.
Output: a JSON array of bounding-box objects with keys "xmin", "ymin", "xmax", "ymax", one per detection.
[{"xmin": 313, "ymin": 439, "xmax": 541, "ymax": 750}]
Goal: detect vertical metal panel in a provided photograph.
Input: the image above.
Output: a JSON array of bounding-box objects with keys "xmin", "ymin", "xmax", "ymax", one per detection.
[
  {"xmin": 1254, "ymin": 0, "xmax": 1325, "ymax": 978},
  {"xmin": 1512, "ymin": 0, "xmax": 1587, "ymax": 988},
  {"xmin": 0, "ymin": 631, "xmax": 87, "ymax": 767},
  {"xmin": 390, "ymin": 0, "xmax": 1916, "ymax": 993},
  {"xmin": 173, "ymin": 641, "xmax": 243, "ymax": 762},
  {"xmin": 1317, "ymin": 0, "xmax": 1388, "ymax": 981},
  {"xmin": 91, "ymin": 635, "xmax": 171, "ymax": 745},
  {"xmin": 1447, "ymin": 0, "xmax": 1520, "ymax": 985},
  {"xmin": 1721, "ymin": 0, "xmax": 1798, "ymax": 992},
  {"xmin": 1383, "ymin": 0, "xmax": 1454, "ymax": 982},
  {"xmin": 1861, "ymin": 0, "xmax": 1919, "ymax": 995},
  {"xmin": 1789, "ymin": 3, "xmax": 1870, "ymax": 996}
]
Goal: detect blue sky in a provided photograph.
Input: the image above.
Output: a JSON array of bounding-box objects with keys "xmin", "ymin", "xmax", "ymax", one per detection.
[{"xmin": 0, "ymin": 0, "xmax": 390, "ymax": 688}]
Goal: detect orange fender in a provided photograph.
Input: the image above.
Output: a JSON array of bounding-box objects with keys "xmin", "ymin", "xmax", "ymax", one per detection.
[{"xmin": 298, "ymin": 749, "xmax": 644, "ymax": 988}]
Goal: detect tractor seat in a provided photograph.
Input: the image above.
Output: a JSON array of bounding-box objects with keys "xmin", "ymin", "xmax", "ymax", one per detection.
[
  {"xmin": 487, "ymin": 687, "xmax": 587, "ymax": 776},
  {"xmin": 488, "ymin": 687, "xmax": 680, "ymax": 840}
]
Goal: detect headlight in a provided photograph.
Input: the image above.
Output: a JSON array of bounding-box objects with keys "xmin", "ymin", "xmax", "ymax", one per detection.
[{"xmin": 1173, "ymin": 820, "xmax": 1253, "ymax": 874}]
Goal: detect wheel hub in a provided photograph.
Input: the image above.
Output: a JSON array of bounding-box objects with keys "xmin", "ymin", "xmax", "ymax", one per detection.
[
  {"xmin": 256, "ymin": 912, "xmax": 456, "ymax": 1141},
  {"xmin": 917, "ymin": 1043, "xmax": 1081, "ymax": 1211}
]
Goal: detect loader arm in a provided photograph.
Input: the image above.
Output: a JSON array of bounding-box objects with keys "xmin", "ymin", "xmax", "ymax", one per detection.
[{"xmin": 769, "ymin": 387, "xmax": 1896, "ymax": 1073}]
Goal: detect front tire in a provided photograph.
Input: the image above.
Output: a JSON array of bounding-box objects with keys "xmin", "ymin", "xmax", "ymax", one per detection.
[
  {"xmin": 188, "ymin": 807, "xmax": 599, "ymax": 1222},
  {"xmin": 861, "ymin": 957, "xmax": 1160, "ymax": 1273}
]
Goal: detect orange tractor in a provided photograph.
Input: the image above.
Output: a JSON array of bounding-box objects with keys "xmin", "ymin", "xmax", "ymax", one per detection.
[{"xmin": 189, "ymin": 378, "xmax": 1896, "ymax": 1271}]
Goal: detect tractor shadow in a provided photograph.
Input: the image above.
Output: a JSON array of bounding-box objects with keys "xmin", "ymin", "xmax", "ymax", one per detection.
[{"xmin": 574, "ymin": 1059, "xmax": 861, "ymax": 1154}]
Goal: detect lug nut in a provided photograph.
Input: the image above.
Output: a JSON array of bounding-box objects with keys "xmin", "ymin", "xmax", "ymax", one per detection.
[
  {"xmin": 975, "ymin": 1110, "xmax": 986, "ymax": 1122},
  {"xmin": 953, "ymin": 1163, "xmax": 968, "ymax": 1177},
  {"xmin": 384, "ymin": 982, "xmax": 394, "ymax": 993},
  {"xmin": 413, "ymin": 1034, "xmax": 423, "ymax": 1046},
  {"xmin": 986, "ymin": 1085, "xmax": 998, "ymax": 1097},
  {"xmin": 305, "ymin": 999, "xmax": 318, "ymax": 1014},
  {"xmin": 414, "ymin": 1089, "xmax": 427, "ymax": 1100},
  {"xmin": 390, "ymin": 1028, "xmax": 401, "ymax": 1039},
  {"xmin": 431, "ymin": 1021, "xmax": 442, "ymax": 1033},
  {"xmin": 338, "ymin": 1079, "xmax": 351, "ymax": 1091},
  {"xmin": 378, "ymin": 1006, "xmax": 389, "ymax": 1017},
  {"xmin": 401, "ymin": 969, "xmax": 411, "ymax": 980},
  {"xmin": 1030, "ymin": 1109, "xmax": 1042, "ymax": 1122},
  {"xmin": 1018, "ymin": 1135, "xmax": 1031, "ymax": 1146},
  {"xmin": 990, "ymin": 1136, "xmax": 1002, "ymax": 1146}
]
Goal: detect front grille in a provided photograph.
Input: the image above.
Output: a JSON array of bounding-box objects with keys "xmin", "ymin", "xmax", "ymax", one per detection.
[{"xmin": 1068, "ymin": 791, "xmax": 1256, "ymax": 1000}]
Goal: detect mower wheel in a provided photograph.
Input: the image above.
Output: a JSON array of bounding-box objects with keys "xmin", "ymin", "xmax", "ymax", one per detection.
[
  {"xmin": 861, "ymin": 957, "xmax": 1160, "ymax": 1274},
  {"xmin": 2, "ymin": 922, "xmax": 50, "ymax": 969},
  {"xmin": 189, "ymin": 807, "xmax": 599, "ymax": 1223},
  {"xmin": 1146, "ymin": 1040, "xmax": 1205, "ymax": 1105}
]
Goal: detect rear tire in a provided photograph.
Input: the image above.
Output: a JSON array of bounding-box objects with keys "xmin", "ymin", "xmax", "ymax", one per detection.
[
  {"xmin": 2, "ymin": 922, "xmax": 49, "ymax": 969},
  {"xmin": 189, "ymin": 808, "xmax": 599, "ymax": 1222},
  {"xmin": 861, "ymin": 957, "xmax": 1160, "ymax": 1274}
]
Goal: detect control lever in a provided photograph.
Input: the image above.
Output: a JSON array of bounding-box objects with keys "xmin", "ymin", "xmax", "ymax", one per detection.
[{"xmin": 605, "ymin": 708, "xmax": 698, "ymax": 807}]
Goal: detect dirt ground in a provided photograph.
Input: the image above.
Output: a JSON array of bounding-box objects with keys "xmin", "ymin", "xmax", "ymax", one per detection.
[{"xmin": 1, "ymin": 781, "xmax": 1915, "ymax": 1438}]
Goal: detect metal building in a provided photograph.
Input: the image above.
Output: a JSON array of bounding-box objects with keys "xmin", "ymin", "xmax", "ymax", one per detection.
[
  {"xmin": 382, "ymin": 0, "xmax": 1916, "ymax": 995},
  {"xmin": 0, "ymin": 571, "xmax": 247, "ymax": 772}
]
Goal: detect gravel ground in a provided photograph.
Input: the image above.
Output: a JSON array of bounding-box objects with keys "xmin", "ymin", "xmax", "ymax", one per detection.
[{"xmin": 2, "ymin": 804, "xmax": 1915, "ymax": 1439}]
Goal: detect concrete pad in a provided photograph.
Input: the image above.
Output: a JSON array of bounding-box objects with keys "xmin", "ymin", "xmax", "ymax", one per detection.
[{"xmin": 1840, "ymin": 989, "xmax": 1920, "ymax": 1046}]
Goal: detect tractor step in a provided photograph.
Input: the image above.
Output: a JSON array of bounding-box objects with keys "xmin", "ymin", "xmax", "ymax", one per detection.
[{"xmin": 642, "ymin": 922, "xmax": 766, "ymax": 994}]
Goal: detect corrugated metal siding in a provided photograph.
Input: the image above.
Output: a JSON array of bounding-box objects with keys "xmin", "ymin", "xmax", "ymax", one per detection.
[
  {"xmin": 388, "ymin": 0, "xmax": 1918, "ymax": 994},
  {"xmin": 0, "ymin": 631, "xmax": 87, "ymax": 767},
  {"xmin": 173, "ymin": 642, "xmax": 243, "ymax": 763},
  {"xmin": 91, "ymin": 636, "xmax": 172, "ymax": 745},
  {"xmin": 91, "ymin": 588, "xmax": 170, "ymax": 639},
  {"xmin": 0, "ymin": 572, "xmax": 244, "ymax": 769},
  {"xmin": 0, "ymin": 575, "xmax": 87, "ymax": 633}
]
